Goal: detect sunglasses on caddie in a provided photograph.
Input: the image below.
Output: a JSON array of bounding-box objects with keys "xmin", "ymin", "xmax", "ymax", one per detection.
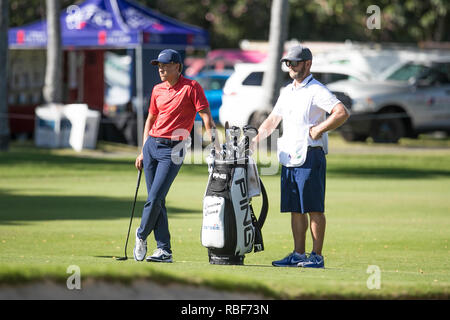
[{"xmin": 285, "ymin": 60, "xmax": 303, "ymax": 68}]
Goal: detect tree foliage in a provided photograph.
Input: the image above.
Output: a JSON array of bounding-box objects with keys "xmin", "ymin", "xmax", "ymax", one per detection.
[
  {"xmin": 9, "ymin": 0, "xmax": 75, "ymax": 27},
  {"xmin": 8, "ymin": 0, "xmax": 450, "ymax": 48}
]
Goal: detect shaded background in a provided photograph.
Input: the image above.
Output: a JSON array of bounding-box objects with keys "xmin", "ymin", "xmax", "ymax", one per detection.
[{"xmin": 8, "ymin": 0, "xmax": 450, "ymax": 49}]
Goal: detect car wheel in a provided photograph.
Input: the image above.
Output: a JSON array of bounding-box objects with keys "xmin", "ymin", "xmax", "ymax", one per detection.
[
  {"xmin": 370, "ymin": 118, "xmax": 405, "ymax": 143},
  {"xmin": 249, "ymin": 110, "xmax": 270, "ymax": 129}
]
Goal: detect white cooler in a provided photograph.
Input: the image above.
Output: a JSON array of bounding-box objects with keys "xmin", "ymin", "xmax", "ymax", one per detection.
[
  {"xmin": 62, "ymin": 104, "xmax": 101, "ymax": 152},
  {"xmin": 34, "ymin": 104, "xmax": 65, "ymax": 148},
  {"xmin": 35, "ymin": 104, "xmax": 100, "ymax": 151}
]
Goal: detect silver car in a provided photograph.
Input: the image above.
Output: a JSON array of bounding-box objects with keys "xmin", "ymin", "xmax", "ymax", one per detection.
[{"xmin": 328, "ymin": 57, "xmax": 450, "ymax": 143}]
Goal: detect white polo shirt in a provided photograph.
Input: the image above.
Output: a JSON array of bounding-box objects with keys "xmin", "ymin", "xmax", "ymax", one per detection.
[{"xmin": 272, "ymin": 74, "xmax": 340, "ymax": 167}]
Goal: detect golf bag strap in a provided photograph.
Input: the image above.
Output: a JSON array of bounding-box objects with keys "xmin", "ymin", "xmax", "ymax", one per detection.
[
  {"xmin": 257, "ymin": 178, "xmax": 268, "ymax": 229},
  {"xmin": 250, "ymin": 207, "xmax": 264, "ymax": 253},
  {"xmin": 250, "ymin": 178, "xmax": 269, "ymax": 253}
]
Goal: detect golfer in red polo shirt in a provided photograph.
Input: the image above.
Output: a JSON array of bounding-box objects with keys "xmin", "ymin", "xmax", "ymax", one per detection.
[{"xmin": 133, "ymin": 49, "xmax": 216, "ymax": 262}]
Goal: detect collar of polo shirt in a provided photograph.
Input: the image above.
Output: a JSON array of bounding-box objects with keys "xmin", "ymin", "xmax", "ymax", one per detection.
[{"xmin": 292, "ymin": 74, "xmax": 313, "ymax": 89}]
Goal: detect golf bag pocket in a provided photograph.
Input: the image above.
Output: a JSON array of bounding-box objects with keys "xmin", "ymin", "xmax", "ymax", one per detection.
[
  {"xmin": 207, "ymin": 169, "xmax": 229, "ymax": 193},
  {"xmin": 247, "ymin": 158, "xmax": 261, "ymax": 199},
  {"xmin": 202, "ymin": 196, "xmax": 226, "ymax": 248}
]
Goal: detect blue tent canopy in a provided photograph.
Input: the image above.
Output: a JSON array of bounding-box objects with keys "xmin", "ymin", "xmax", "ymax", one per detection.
[
  {"xmin": 8, "ymin": 0, "xmax": 209, "ymax": 49},
  {"xmin": 8, "ymin": 0, "xmax": 209, "ymax": 147}
]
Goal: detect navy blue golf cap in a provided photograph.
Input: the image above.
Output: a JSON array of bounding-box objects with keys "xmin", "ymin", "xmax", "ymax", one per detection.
[
  {"xmin": 151, "ymin": 49, "xmax": 182, "ymax": 65},
  {"xmin": 280, "ymin": 45, "xmax": 312, "ymax": 63}
]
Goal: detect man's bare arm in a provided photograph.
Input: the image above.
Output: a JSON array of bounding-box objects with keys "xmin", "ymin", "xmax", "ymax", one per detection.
[
  {"xmin": 251, "ymin": 112, "xmax": 282, "ymax": 149},
  {"xmin": 310, "ymin": 103, "xmax": 349, "ymax": 140}
]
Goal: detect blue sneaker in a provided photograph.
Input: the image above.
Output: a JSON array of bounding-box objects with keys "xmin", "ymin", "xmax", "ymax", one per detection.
[
  {"xmin": 272, "ymin": 251, "xmax": 308, "ymax": 267},
  {"xmin": 297, "ymin": 252, "xmax": 324, "ymax": 268}
]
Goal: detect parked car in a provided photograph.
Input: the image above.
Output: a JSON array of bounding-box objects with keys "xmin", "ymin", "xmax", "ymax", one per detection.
[
  {"xmin": 327, "ymin": 57, "xmax": 450, "ymax": 142},
  {"xmin": 193, "ymin": 71, "xmax": 232, "ymax": 123},
  {"xmin": 219, "ymin": 62, "xmax": 364, "ymax": 129}
]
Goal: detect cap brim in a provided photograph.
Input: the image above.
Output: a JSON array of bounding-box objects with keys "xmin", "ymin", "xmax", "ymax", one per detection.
[
  {"xmin": 151, "ymin": 60, "xmax": 183, "ymax": 65},
  {"xmin": 280, "ymin": 57, "xmax": 303, "ymax": 63}
]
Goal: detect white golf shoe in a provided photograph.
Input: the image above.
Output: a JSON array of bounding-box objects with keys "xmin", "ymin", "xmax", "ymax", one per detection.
[
  {"xmin": 133, "ymin": 229, "xmax": 147, "ymax": 261},
  {"xmin": 146, "ymin": 248, "xmax": 173, "ymax": 263}
]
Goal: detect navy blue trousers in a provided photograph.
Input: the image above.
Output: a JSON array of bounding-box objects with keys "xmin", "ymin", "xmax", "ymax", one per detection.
[{"xmin": 137, "ymin": 136, "xmax": 184, "ymax": 253}]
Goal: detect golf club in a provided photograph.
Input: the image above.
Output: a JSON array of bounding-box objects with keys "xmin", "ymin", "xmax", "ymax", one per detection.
[
  {"xmin": 116, "ymin": 169, "xmax": 142, "ymax": 261},
  {"xmin": 224, "ymin": 121, "xmax": 233, "ymax": 159},
  {"xmin": 238, "ymin": 125, "xmax": 258, "ymax": 158},
  {"xmin": 207, "ymin": 129, "xmax": 217, "ymax": 173},
  {"xmin": 243, "ymin": 125, "xmax": 258, "ymax": 139},
  {"xmin": 230, "ymin": 126, "xmax": 241, "ymax": 163}
]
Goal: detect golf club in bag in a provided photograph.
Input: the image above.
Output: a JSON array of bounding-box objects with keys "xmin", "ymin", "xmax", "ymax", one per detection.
[
  {"xmin": 202, "ymin": 124, "xmax": 269, "ymax": 265},
  {"xmin": 116, "ymin": 169, "xmax": 142, "ymax": 261}
]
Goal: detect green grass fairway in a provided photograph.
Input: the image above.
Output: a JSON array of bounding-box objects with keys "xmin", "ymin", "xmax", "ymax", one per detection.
[{"xmin": 1, "ymin": 138, "xmax": 449, "ymax": 299}]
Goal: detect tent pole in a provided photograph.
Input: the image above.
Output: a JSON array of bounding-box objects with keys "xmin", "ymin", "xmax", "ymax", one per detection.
[{"xmin": 135, "ymin": 43, "xmax": 144, "ymax": 149}]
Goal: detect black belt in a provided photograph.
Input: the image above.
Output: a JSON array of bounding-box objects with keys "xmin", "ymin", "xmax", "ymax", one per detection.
[
  {"xmin": 153, "ymin": 137, "xmax": 183, "ymax": 147},
  {"xmin": 308, "ymin": 146, "xmax": 323, "ymax": 151}
]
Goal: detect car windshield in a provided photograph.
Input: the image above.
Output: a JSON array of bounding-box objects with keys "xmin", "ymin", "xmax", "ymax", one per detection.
[
  {"xmin": 312, "ymin": 72, "xmax": 354, "ymax": 84},
  {"xmin": 196, "ymin": 77, "xmax": 228, "ymax": 90},
  {"xmin": 386, "ymin": 63, "xmax": 430, "ymax": 81}
]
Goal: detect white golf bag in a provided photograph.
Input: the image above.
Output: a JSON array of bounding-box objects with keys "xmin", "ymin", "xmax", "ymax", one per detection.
[{"xmin": 201, "ymin": 125, "xmax": 268, "ymax": 265}]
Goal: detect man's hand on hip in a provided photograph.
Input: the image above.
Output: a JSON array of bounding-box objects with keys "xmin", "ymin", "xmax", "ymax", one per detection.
[{"xmin": 309, "ymin": 126, "xmax": 323, "ymax": 140}]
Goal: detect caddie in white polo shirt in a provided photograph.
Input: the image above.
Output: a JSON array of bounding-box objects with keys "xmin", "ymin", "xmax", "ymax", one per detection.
[{"xmin": 252, "ymin": 45, "xmax": 349, "ymax": 268}]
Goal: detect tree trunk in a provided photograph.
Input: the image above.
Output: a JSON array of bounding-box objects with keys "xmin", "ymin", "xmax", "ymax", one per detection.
[
  {"xmin": 43, "ymin": 0, "xmax": 63, "ymax": 104},
  {"xmin": 0, "ymin": 0, "xmax": 9, "ymax": 151},
  {"xmin": 261, "ymin": 0, "xmax": 289, "ymax": 111},
  {"xmin": 433, "ymin": 14, "xmax": 445, "ymax": 42}
]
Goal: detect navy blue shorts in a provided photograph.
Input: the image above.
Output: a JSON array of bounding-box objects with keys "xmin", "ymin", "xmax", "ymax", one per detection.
[{"xmin": 280, "ymin": 147, "xmax": 326, "ymax": 214}]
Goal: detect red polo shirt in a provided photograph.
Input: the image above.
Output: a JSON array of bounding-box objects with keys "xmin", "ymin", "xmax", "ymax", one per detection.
[{"xmin": 148, "ymin": 75, "xmax": 209, "ymax": 140}]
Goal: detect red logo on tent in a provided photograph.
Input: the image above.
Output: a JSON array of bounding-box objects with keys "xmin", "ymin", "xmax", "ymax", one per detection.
[
  {"xmin": 152, "ymin": 23, "xmax": 164, "ymax": 31},
  {"xmin": 17, "ymin": 30, "xmax": 25, "ymax": 44},
  {"xmin": 78, "ymin": 21, "xmax": 87, "ymax": 30},
  {"xmin": 187, "ymin": 34, "xmax": 194, "ymax": 45},
  {"xmin": 98, "ymin": 30, "xmax": 107, "ymax": 45}
]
